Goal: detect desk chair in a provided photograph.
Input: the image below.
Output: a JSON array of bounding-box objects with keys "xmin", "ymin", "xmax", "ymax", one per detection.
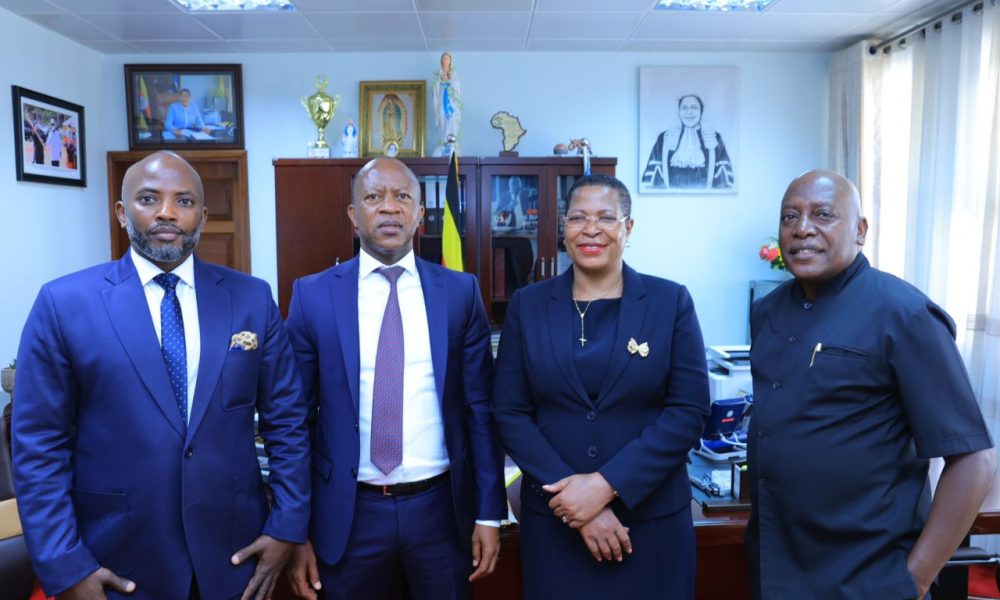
[
  {"xmin": 932, "ymin": 545, "xmax": 1000, "ymax": 600},
  {"xmin": 0, "ymin": 411, "xmax": 35, "ymax": 600}
]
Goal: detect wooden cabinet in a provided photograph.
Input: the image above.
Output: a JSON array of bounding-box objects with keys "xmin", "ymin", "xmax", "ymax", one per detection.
[
  {"xmin": 273, "ymin": 156, "xmax": 615, "ymax": 322},
  {"xmin": 478, "ymin": 158, "xmax": 616, "ymax": 323},
  {"xmin": 107, "ymin": 150, "xmax": 251, "ymax": 272}
]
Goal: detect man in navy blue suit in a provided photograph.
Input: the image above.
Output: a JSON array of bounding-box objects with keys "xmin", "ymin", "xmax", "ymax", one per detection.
[
  {"xmin": 12, "ymin": 151, "xmax": 310, "ymax": 599},
  {"xmin": 285, "ymin": 157, "xmax": 506, "ymax": 600}
]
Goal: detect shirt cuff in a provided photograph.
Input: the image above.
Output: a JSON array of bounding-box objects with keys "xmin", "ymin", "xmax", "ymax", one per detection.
[{"xmin": 475, "ymin": 519, "xmax": 502, "ymax": 528}]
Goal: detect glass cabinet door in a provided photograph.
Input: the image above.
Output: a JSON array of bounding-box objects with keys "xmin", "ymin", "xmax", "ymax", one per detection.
[
  {"xmin": 489, "ymin": 173, "xmax": 540, "ymax": 295},
  {"xmin": 414, "ymin": 172, "xmax": 470, "ymax": 267}
]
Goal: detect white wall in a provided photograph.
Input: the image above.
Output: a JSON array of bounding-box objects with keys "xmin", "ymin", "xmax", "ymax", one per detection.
[
  {"xmin": 101, "ymin": 50, "xmax": 828, "ymax": 346},
  {"xmin": 0, "ymin": 25, "xmax": 829, "ymax": 380},
  {"xmin": 0, "ymin": 8, "xmax": 110, "ymax": 406}
]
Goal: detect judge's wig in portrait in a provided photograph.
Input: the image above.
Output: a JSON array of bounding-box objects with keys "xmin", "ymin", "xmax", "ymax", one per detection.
[{"xmin": 565, "ymin": 173, "xmax": 632, "ymax": 217}]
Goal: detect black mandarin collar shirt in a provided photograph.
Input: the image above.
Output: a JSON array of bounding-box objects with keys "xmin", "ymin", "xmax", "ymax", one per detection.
[{"xmin": 746, "ymin": 254, "xmax": 992, "ymax": 600}]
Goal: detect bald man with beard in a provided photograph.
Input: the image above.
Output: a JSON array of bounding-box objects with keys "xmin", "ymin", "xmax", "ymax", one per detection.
[
  {"xmin": 745, "ymin": 169, "xmax": 996, "ymax": 600},
  {"xmin": 13, "ymin": 151, "xmax": 310, "ymax": 600}
]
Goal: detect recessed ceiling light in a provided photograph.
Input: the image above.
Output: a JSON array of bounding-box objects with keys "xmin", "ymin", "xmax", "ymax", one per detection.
[
  {"xmin": 656, "ymin": 0, "xmax": 777, "ymax": 12},
  {"xmin": 171, "ymin": 0, "xmax": 295, "ymax": 12}
]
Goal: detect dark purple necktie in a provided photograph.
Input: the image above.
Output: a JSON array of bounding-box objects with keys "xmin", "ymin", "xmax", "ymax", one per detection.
[{"xmin": 371, "ymin": 266, "xmax": 405, "ymax": 475}]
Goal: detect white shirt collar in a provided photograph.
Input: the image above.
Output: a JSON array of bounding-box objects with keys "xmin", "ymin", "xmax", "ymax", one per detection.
[
  {"xmin": 358, "ymin": 248, "xmax": 418, "ymax": 281},
  {"xmin": 130, "ymin": 247, "xmax": 196, "ymax": 289}
]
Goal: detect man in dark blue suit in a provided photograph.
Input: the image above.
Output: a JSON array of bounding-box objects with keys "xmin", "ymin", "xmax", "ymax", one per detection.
[
  {"xmin": 12, "ymin": 151, "xmax": 310, "ymax": 599},
  {"xmin": 284, "ymin": 157, "xmax": 506, "ymax": 600}
]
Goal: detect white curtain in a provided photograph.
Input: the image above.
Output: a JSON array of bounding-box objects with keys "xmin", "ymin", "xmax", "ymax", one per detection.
[
  {"xmin": 828, "ymin": 41, "xmax": 869, "ymax": 187},
  {"xmin": 864, "ymin": 1, "xmax": 1000, "ymax": 549}
]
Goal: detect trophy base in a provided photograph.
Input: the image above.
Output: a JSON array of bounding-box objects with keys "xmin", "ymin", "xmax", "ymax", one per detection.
[{"xmin": 308, "ymin": 146, "xmax": 331, "ymax": 158}]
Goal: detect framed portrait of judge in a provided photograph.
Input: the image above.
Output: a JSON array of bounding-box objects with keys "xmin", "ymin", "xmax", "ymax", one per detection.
[
  {"xmin": 638, "ymin": 66, "xmax": 739, "ymax": 195},
  {"xmin": 359, "ymin": 80, "xmax": 426, "ymax": 158}
]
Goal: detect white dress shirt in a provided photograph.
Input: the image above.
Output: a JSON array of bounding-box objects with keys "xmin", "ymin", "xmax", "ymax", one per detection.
[
  {"xmin": 132, "ymin": 248, "xmax": 200, "ymax": 422},
  {"xmin": 357, "ymin": 249, "xmax": 448, "ymax": 485}
]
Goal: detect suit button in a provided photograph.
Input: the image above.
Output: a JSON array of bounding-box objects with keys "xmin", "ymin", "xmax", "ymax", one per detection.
[
  {"xmin": 587, "ymin": 446, "xmax": 599, "ymax": 458},
  {"xmin": 354, "ymin": 423, "xmax": 360, "ymax": 433},
  {"xmin": 351, "ymin": 468, "xmax": 357, "ymax": 478},
  {"xmin": 759, "ymin": 429, "xmax": 767, "ymax": 437},
  {"xmin": 772, "ymin": 381, "xmax": 782, "ymax": 390},
  {"xmin": 788, "ymin": 336, "xmax": 797, "ymax": 344},
  {"xmin": 587, "ymin": 411, "xmax": 596, "ymax": 421},
  {"xmin": 185, "ymin": 447, "xmax": 194, "ymax": 459}
]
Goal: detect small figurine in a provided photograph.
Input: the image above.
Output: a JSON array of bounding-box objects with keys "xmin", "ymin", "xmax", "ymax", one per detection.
[
  {"xmin": 433, "ymin": 52, "xmax": 462, "ymax": 157},
  {"xmin": 341, "ymin": 119, "xmax": 358, "ymax": 157}
]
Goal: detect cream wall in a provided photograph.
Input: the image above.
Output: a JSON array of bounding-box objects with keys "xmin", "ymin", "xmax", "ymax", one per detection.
[
  {"xmin": 0, "ymin": 8, "xmax": 110, "ymax": 405},
  {"xmin": 0, "ymin": 5, "xmax": 830, "ymax": 399}
]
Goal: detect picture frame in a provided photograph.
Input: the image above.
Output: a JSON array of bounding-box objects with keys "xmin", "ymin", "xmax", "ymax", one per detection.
[
  {"xmin": 124, "ymin": 64, "xmax": 244, "ymax": 151},
  {"xmin": 638, "ymin": 66, "xmax": 739, "ymax": 194},
  {"xmin": 359, "ymin": 80, "xmax": 426, "ymax": 158},
  {"xmin": 12, "ymin": 85, "xmax": 86, "ymax": 187}
]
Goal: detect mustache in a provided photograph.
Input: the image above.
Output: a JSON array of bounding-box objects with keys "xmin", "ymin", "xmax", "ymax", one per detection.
[{"xmin": 148, "ymin": 223, "xmax": 185, "ymax": 235}]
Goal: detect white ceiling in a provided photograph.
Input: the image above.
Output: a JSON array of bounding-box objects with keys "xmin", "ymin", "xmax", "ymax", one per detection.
[{"xmin": 0, "ymin": 0, "xmax": 961, "ymax": 54}]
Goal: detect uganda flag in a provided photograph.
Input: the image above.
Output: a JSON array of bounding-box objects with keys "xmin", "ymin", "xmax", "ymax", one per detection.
[{"xmin": 441, "ymin": 151, "xmax": 464, "ymax": 272}]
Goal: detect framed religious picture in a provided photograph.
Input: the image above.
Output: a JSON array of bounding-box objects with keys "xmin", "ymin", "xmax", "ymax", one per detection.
[
  {"xmin": 638, "ymin": 66, "xmax": 739, "ymax": 194},
  {"xmin": 124, "ymin": 64, "xmax": 244, "ymax": 150},
  {"xmin": 359, "ymin": 80, "xmax": 426, "ymax": 158},
  {"xmin": 12, "ymin": 85, "xmax": 86, "ymax": 187}
]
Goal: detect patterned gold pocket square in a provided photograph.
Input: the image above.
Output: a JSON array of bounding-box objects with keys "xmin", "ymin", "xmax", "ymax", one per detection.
[
  {"xmin": 229, "ymin": 331, "xmax": 259, "ymax": 351},
  {"xmin": 627, "ymin": 337, "xmax": 650, "ymax": 358}
]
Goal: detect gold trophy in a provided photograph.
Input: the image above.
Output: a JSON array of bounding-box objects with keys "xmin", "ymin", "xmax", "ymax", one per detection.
[{"xmin": 301, "ymin": 74, "xmax": 340, "ymax": 158}]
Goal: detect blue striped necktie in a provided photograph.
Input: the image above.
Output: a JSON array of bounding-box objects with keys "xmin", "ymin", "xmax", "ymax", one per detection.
[
  {"xmin": 154, "ymin": 273, "xmax": 187, "ymax": 426},
  {"xmin": 371, "ymin": 266, "xmax": 405, "ymax": 475}
]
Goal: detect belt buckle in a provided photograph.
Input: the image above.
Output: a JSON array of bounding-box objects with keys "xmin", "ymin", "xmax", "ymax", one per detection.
[{"xmin": 381, "ymin": 484, "xmax": 393, "ymax": 497}]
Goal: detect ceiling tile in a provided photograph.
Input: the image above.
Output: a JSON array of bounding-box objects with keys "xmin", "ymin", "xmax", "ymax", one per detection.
[
  {"xmin": 20, "ymin": 13, "xmax": 117, "ymax": 40},
  {"xmin": 81, "ymin": 12, "xmax": 219, "ymax": 40},
  {"xmin": 766, "ymin": 0, "xmax": 901, "ymax": 15},
  {"xmin": 416, "ymin": 0, "xmax": 532, "ymax": 10},
  {"xmin": 308, "ymin": 12, "xmax": 422, "ymax": 40},
  {"xmin": 632, "ymin": 11, "xmax": 758, "ymax": 39},
  {"xmin": 421, "ymin": 11, "xmax": 530, "ymax": 40},
  {"xmin": 623, "ymin": 38, "xmax": 817, "ymax": 51},
  {"xmin": 228, "ymin": 39, "xmax": 331, "ymax": 52},
  {"xmin": 530, "ymin": 12, "xmax": 643, "ymax": 39},
  {"xmin": 527, "ymin": 39, "xmax": 624, "ymax": 50},
  {"xmin": 194, "ymin": 12, "xmax": 320, "ymax": 39},
  {"xmin": 78, "ymin": 39, "xmax": 146, "ymax": 53},
  {"xmin": 0, "ymin": 0, "xmax": 65, "ymax": 13},
  {"xmin": 47, "ymin": 0, "xmax": 181, "ymax": 13},
  {"xmin": 736, "ymin": 13, "xmax": 864, "ymax": 40},
  {"xmin": 535, "ymin": 0, "xmax": 654, "ymax": 11},
  {"xmin": 128, "ymin": 39, "xmax": 235, "ymax": 52},
  {"xmin": 326, "ymin": 39, "xmax": 428, "ymax": 51},
  {"xmin": 426, "ymin": 38, "xmax": 524, "ymax": 50},
  {"xmin": 292, "ymin": 0, "xmax": 414, "ymax": 11}
]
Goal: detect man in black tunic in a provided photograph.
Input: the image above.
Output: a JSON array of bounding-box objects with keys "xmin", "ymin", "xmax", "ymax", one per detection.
[{"xmin": 746, "ymin": 169, "xmax": 996, "ymax": 599}]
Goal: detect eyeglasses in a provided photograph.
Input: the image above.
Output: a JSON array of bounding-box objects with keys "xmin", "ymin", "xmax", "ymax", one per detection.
[{"xmin": 563, "ymin": 214, "xmax": 630, "ymax": 231}]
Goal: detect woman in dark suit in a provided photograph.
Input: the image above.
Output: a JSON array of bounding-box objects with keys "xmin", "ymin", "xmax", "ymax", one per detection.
[{"xmin": 493, "ymin": 173, "xmax": 710, "ymax": 599}]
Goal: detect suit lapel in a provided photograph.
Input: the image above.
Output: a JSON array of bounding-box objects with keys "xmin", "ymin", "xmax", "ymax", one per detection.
[
  {"xmin": 596, "ymin": 264, "xmax": 648, "ymax": 406},
  {"xmin": 102, "ymin": 254, "xmax": 185, "ymax": 438},
  {"xmin": 332, "ymin": 258, "xmax": 361, "ymax": 417},
  {"xmin": 186, "ymin": 258, "xmax": 229, "ymax": 441},
  {"xmin": 547, "ymin": 270, "xmax": 591, "ymax": 405},
  {"xmin": 417, "ymin": 259, "xmax": 447, "ymax": 405}
]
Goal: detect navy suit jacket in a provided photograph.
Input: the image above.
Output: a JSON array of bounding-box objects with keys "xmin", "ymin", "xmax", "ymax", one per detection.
[
  {"xmin": 284, "ymin": 256, "xmax": 507, "ymax": 566},
  {"xmin": 493, "ymin": 264, "xmax": 710, "ymax": 520},
  {"xmin": 12, "ymin": 254, "xmax": 311, "ymax": 599}
]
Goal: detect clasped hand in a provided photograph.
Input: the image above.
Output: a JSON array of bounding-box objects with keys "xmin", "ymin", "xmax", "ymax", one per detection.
[{"xmin": 544, "ymin": 472, "xmax": 632, "ymax": 562}]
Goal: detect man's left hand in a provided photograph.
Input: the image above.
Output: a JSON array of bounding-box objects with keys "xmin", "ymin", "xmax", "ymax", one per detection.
[
  {"xmin": 232, "ymin": 534, "xmax": 295, "ymax": 600},
  {"xmin": 469, "ymin": 524, "xmax": 500, "ymax": 582},
  {"xmin": 544, "ymin": 472, "xmax": 617, "ymax": 528}
]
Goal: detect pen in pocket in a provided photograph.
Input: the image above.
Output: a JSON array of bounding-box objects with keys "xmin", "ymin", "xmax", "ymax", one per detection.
[{"xmin": 809, "ymin": 342, "xmax": 822, "ymax": 367}]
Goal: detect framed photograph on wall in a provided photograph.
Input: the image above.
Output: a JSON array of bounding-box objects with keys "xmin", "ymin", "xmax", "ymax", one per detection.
[
  {"xmin": 359, "ymin": 80, "xmax": 426, "ymax": 158},
  {"xmin": 12, "ymin": 85, "xmax": 86, "ymax": 187},
  {"xmin": 124, "ymin": 64, "xmax": 244, "ymax": 150},
  {"xmin": 638, "ymin": 66, "xmax": 739, "ymax": 194}
]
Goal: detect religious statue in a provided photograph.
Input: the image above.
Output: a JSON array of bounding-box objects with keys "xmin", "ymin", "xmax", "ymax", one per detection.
[{"xmin": 433, "ymin": 52, "xmax": 462, "ymax": 156}]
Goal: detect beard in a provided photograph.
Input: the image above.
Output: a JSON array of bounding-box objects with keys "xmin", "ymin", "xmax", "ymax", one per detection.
[{"xmin": 125, "ymin": 214, "xmax": 203, "ymax": 266}]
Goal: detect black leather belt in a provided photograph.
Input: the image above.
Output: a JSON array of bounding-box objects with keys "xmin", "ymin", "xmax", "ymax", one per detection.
[{"xmin": 357, "ymin": 471, "xmax": 448, "ymax": 497}]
